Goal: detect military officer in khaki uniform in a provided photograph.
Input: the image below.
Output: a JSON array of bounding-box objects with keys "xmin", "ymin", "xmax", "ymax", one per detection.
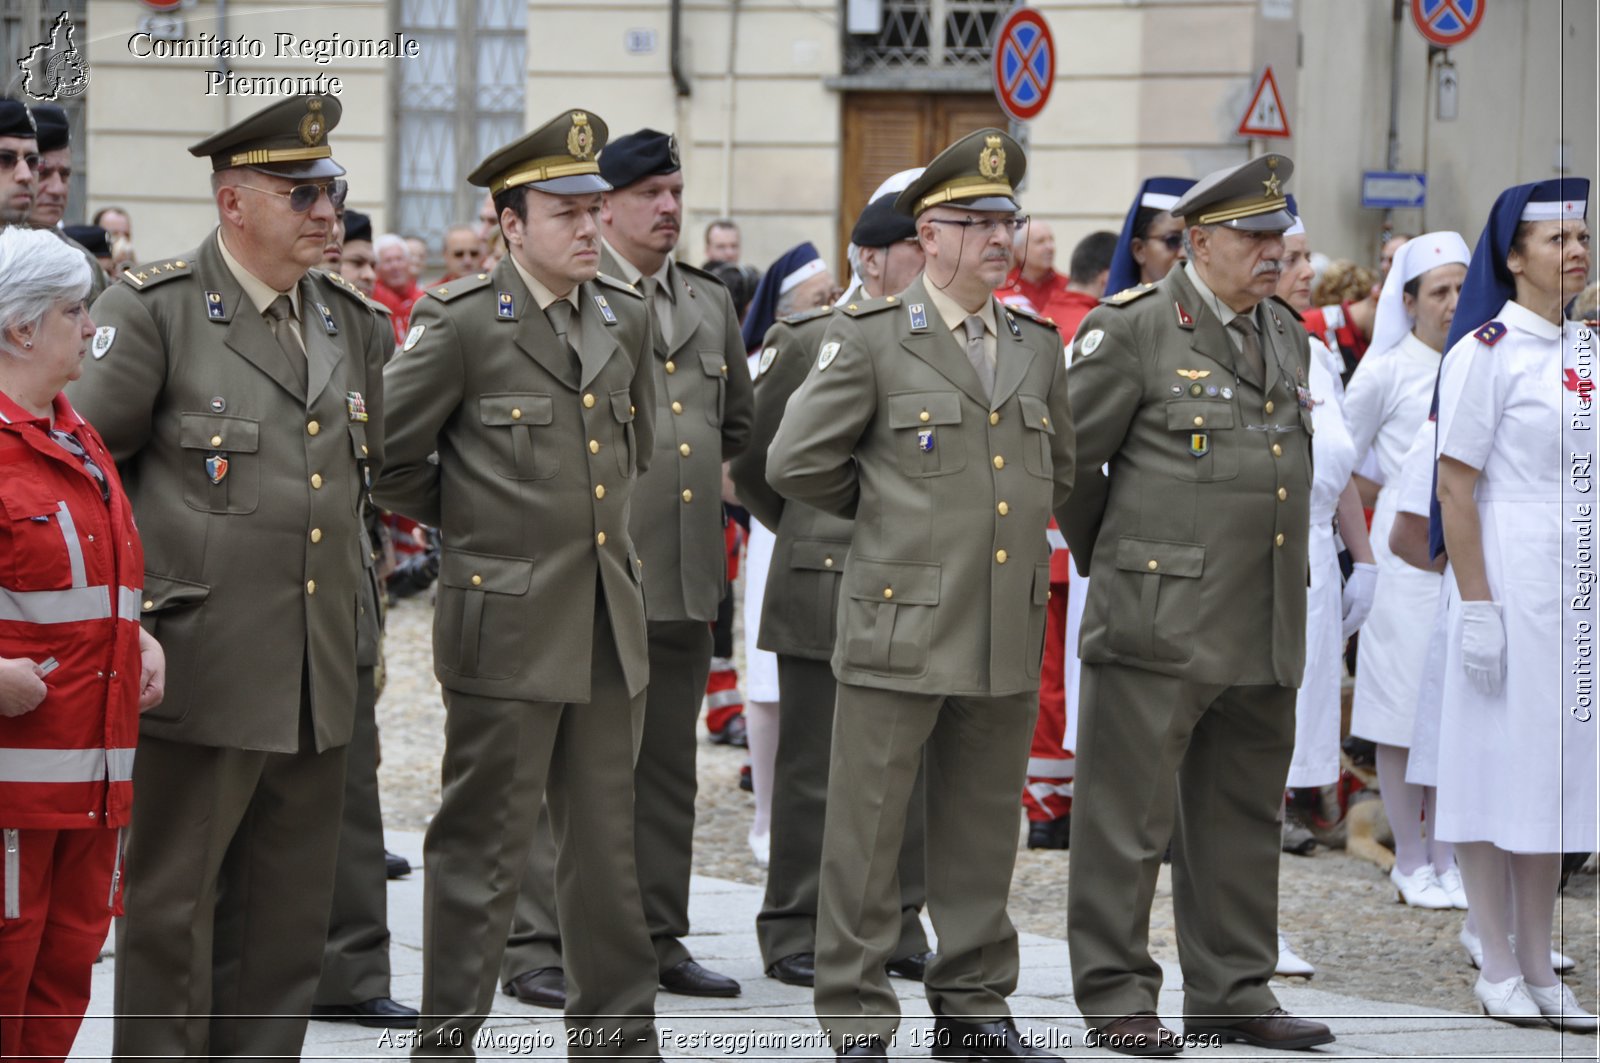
[
  {"xmin": 498, "ymin": 128, "xmax": 752, "ymax": 1005},
  {"xmin": 372, "ymin": 110, "xmax": 662, "ymax": 1058},
  {"xmin": 1062, "ymin": 156, "xmax": 1334, "ymax": 1055},
  {"xmin": 67, "ymin": 95, "xmax": 390, "ymax": 1059},
  {"xmin": 767, "ymin": 129, "xmax": 1073, "ymax": 1062},
  {"xmin": 731, "ymin": 190, "xmax": 933, "ymax": 990}
]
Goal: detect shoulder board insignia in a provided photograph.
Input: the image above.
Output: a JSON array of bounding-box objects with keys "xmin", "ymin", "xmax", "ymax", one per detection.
[
  {"xmin": 596, "ymin": 272, "xmax": 644, "ymax": 299},
  {"xmin": 1474, "ymin": 321, "xmax": 1506, "ymax": 346},
  {"xmin": 1004, "ymin": 312, "xmax": 1022, "ymax": 337},
  {"xmin": 1269, "ymin": 295, "xmax": 1304, "ymax": 323},
  {"xmin": 908, "ymin": 302, "xmax": 928, "ymax": 331},
  {"xmin": 1006, "ymin": 303, "xmax": 1060, "ymax": 331},
  {"xmin": 842, "ymin": 298, "xmax": 897, "ymax": 318},
  {"xmin": 316, "ymin": 268, "xmax": 390, "ymax": 314},
  {"xmin": 1103, "ymin": 283, "xmax": 1156, "ymax": 306},
  {"xmin": 121, "ymin": 258, "xmax": 193, "ymax": 291},
  {"xmin": 675, "ymin": 261, "xmax": 727, "ymax": 289},
  {"xmin": 780, "ymin": 305, "xmax": 834, "ymax": 325},
  {"xmin": 426, "ymin": 272, "xmax": 494, "ymax": 303}
]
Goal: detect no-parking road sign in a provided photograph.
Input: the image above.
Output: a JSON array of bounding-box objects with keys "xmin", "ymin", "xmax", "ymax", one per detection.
[
  {"xmin": 1411, "ymin": 0, "xmax": 1484, "ymax": 48},
  {"xmin": 992, "ymin": 7, "xmax": 1055, "ymax": 123}
]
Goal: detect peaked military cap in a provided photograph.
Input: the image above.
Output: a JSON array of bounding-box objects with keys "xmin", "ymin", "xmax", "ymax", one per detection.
[
  {"xmin": 599, "ymin": 128, "xmax": 680, "ymax": 189},
  {"xmin": 188, "ymin": 94, "xmax": 345, "ymax": 179},
  {"xmin": 0, "ymin": 98, "xmax": 37, "ymax": 140},
  {"xmin": 469, "ymin": 109, "xmax": 612, "ymax": 196},
  {"xmin": 1170, "ymin": 153, "xmax": 1295, "ymax": 232},
  {"xmin": 895, "ymin": 127, "xmax": 1025, "ymax": 217},
  {"xmin": 851, "ymin": 192, "xmax": 917, "ymax": 248},
  {"xmin": 29, "ymin": 104, "xmax": 68, "ymax": 152}
]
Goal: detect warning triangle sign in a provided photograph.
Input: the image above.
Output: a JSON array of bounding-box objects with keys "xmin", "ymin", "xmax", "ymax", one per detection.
[{"xmin": 1237, "ymin": 65, "xmax": 1291, "ymax": 139}]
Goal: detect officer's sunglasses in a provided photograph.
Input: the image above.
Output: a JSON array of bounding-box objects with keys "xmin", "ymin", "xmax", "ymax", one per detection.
[
  {"xmin": 0, "ymin": 149, "xmax": 41, "ymax": 173},
  {"xmin": 927, "ymin": 215, "xmax": 1031, "ymax": 236},
  {"xmin": 236, "ymin": 178, "xmax": 349, "ymax": 213}
]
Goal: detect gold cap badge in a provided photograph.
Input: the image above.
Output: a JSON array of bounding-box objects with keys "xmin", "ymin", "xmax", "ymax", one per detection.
[
  {"xmin": 299, "ymin": 100, "xmax": 325, "ymax": 147},
  {"xmin": 977, "ymin": 135, "xmax": 1007, "ymax": 180},
  {"xmin": 567, "ymin": 113, "xmax": 595, "ymax": 160}
]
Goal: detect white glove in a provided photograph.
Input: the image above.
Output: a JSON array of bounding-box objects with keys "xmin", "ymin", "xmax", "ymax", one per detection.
[
  {"xmin": 1341, "ymin": 562, "xmax": 1379, "ymax": 639},
  {"xmin": 1459, "ymin": 600, "xmax": 1506, "ymax": 696}
]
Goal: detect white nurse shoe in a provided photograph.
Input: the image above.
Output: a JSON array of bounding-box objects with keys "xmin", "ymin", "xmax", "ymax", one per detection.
[
  {"xmin": 1473, "ymin": 975, "xmax": 1544, "ymax": 1025},
  {"xmin": 1390, "ymin": 864, "xmax": 1454, "ymax": 909},
  {"xmin": 1524, "ymin": 981, "xmax": 1599, "ymax": 1032}
]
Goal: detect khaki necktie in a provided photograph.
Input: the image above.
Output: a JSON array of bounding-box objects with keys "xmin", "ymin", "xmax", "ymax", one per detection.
[
  {"xmin": 643, "ymin": 276, "xmax": 674, "ymax": 349},
  {"xmin": 264, "ymin": 294, "xmax": 308, "ymax": 394},
  {"xmin": 1229, "ymin": 315, "xmax": 1265, "ymax": 386},
  {"xmin": 963, "ymin": 314, "xmax": 994, "ymax": 402},
  {"xmin": 545, "ymin": 299, "xmax": 579, "ymax": 365}
]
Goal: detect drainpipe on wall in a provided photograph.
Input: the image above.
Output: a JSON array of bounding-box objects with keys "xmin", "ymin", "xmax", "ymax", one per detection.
[{"xmin": 718, "ymin": 0, "xmax": 740, "ymax": 219}]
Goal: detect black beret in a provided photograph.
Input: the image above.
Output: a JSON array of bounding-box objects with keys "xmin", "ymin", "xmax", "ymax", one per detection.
[
  {"xmin": 598, "ymin": 128, "xmax": 680, "ymax": 189},
  {"xmin": 0, "ymin": 98, "xmax": 37, "ymax": 141},
  {"xmin": 30, "ymin": 104, "xmax": 68, "ymax": 152},
  {"xmin": 343, "ymin": 208, "xmax": 372, "ymax": 245},
  {"xmin": 64, "ymin": 224, "xmax": 110, "ymax": 258},
  {"xmin": 851, "ymin": 193, "xmax": 916, "ymax": 248}
]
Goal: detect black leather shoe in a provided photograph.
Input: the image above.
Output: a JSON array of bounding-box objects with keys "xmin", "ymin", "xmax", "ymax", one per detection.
[
  {"xmin": 659, "ymin": 958, "xmax": 741, "ymax": 997},
  {"xmin": 1184, "ymin": 1008, "xmax": 1333, "ymax": 1050},
  {"xmin": 1026, "ymin": 815, "xmax": 1070, "ymax": 850},
  {"xmin": 767, "ymin": 952, "xmax": 815, "ymax": 986},
  {"xmin": 885, "ymin": 950, "xmax": 932, "ymax": 981},
  {"xmin": 502, "ymin": 967, "xmax": 566, "ymax": 1008},
  {"xmin": 838, "ymin": 1036, "xmax": 889, "ymax": 1060},
  {"xmin": 1084, "ymin": 1013, "xmax": 1181, "ymax": 1056},
  {"xmin": 385, "ymin": 850, "xmax": 412, "ymax": 879},
  {"xmin": 931, "ymin": 1016, "xmax": 1062, "ymax": 1062},
  {"xmin": 711, "ymin": 713, "xmax": 749, "ymax": 747},
  {"xmin": 310, "ymin": 997, "xmax": 420, "ymax": 1029}
]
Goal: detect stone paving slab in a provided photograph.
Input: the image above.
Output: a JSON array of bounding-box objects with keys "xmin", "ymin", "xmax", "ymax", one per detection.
[{"xmin": 68, "ymin": 831, "xmax": 1588, "ymax": 1060}]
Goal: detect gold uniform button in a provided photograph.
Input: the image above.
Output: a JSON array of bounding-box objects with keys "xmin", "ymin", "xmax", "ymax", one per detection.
[
  {"xmin": 996, "ymin": 549, "xmax": 1008, "ymax": 564},
  {"xmin": 1272, "ymin": 443, "xmax": 1283, "ymax": 457},
  {"xmin": 671, "ymin": 401, "xmax": 683, "ymax": 415},
  {"xmin": 589, "ymin": 440, "xmax": 601, "ymax": 454},
  {"xmin": 679, "ymin": 443, "xmax": 691, "ymax": 457},
  {"xmin": 310, "ymin": 528, "xmax": 322, "ymax": 543},
  {"xmin": 681, "ymin": 489, "xmax": 693, "ymax": 503},
  {"xmin": 307, "ymin": 420, "xmax": 320, "ymax": 436},
  {"xmin": 595, "ymin": 485, "xmax": 606, "ymax": 500},
  {"xmin": 823, "ymin": 557, "xmax": 834, "ymax": 568},
  {"xmin": 306, "ymin": 580, "xmax": 316, "ymax": 595},
  {"xmin": 596, "ymin": 532, "xmax": 607, "ymax": 546},
  {"xmin": 882, "ymin": 587, "xmax": 893, "ymax": 600},
  {"xmin": 919, "ymin": 410, "xmax": 930, "ymax": 423},
  {"xmin": 1275, "ymin": 533, "xmax": 1285, "ymax": 547},
  {"xmin": 665, "ymin": 360, "xmax": 676, "ymax": 374},
  {"xmin": 1147, "ymin": 559, "xmax": 1158, "ymax": 571},
  {"xmin": 1041, "ymin": 416, "xmax": 1049, "ymax": 427},
  {"xmin": 361, "ymin": 444, "xmax": 369, "ymax": 456},
  {"xmin": 1277, "ymin": 487, "xmax": 1288, "ymax": 501},
  {"xmin": 989, "ymin": 412, "xmax": 1000, "ymax": 426},
  {"xmin": 471, "ymin": 574, "xmax": 483, "ymax": 586},
  {"xmin": 210, "ymin": 434, "xmax": 223, "ymax": 447},
  {"xmin": 720, "ymin": 365, "xmax": 728, "ymax": 375},
  {"xmin": 993, "ymin": 455, "xmax": 1005, "ymax": 470},
  {"xmin": 310, "ymin": 473, "xmax": 323, "ymax": 489},
  {"xmin": 1265, "ymin": 400, "xmax": 1275, "ymax": 414},
  {"xmin": 142, "ymin": 599, "xmax": 154, "ymax": 611},
  {"xmin": 511, "ymin": 408, "xmax": 522, "ymax": 420},
  {"xmin": 1193, "ymin": 415, "xmax": 1204, "ymax": 427},
  {"xmin": 997, "ymin": 501, "xmax": 1009, "ymax": 516},
  {"xmin": 583, "ymin": 393, "xmax": 596, "ymax": 408}
]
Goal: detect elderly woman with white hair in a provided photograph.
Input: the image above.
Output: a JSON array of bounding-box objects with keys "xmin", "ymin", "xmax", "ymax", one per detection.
[
  {"xmin": 1344, "ymin": 232, "xmax": 1471, "ymax": 910},
  {"xmin": 0, "ymin": 227, "xmax": 163, "ymax": 1061}
]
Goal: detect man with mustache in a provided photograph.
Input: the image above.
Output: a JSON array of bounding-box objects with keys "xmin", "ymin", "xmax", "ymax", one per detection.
[
  {"xmin": 1062, "ymin": 155, "xmax": 1333, "ymax": 1055},
  {"xmin": 68, "ymin": 94, "xmax": 391, "ymax": 1059},
  {"xmin": 497, "ymin": 127, "xmax": 753, "ymax": 1007},
  {"xmin": 768, "ymin": 128, "xmax": 1074, "ymax": 1062}
]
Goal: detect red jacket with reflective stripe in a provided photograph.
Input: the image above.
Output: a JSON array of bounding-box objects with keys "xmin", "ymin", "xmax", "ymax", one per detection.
[{"xmin": 0, "ymin": 391, "xmax": 144, "ymax": 830}]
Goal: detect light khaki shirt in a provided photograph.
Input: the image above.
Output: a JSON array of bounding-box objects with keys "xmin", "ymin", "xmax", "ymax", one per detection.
[
  {"xmin": 510, "ymin": 253, "xmax": 584, "ymax": 350},
  {"xmin": 218, "ymin": 231, "xmax": 305, "ymax": 353},
  {"xmin": 924, "ymin": 280, "xmax": 998, "ymax": 371},
  {"xmin": 603, "ymin": 238, "xmax": 675, "ymax": 346},
  {"xmin": 1184, "ymin": 260, "xmax": 1266, "ymax": 353}
]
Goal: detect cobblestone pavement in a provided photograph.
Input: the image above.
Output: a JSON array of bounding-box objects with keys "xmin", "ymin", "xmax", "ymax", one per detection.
[{"xmin": 375, "ymin": 593, "xmax": 1597, "ymax": 1020}]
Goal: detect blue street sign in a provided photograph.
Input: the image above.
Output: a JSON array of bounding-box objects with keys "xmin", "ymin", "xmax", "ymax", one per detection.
[{"xmin": 1361, "ymin": 170, "xmax": 1427, "ymax": 210}]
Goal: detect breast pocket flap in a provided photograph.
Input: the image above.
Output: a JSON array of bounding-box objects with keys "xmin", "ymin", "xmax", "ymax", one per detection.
[
  {"xmin": 479, "ymin": 394, "xmax": 554, "ymax": 427},
  {"xmin": 439, "ymin": 550, "xmax": 535, "ymax": 594},
  {"xmin": 1113, "ymin": 537, "xmax": 1205, "ymax": 579},
  {"xmin": 179, "ymin": 413, "xmax": 261, "ymax": 453},
  {"xmin": 790, "ymin": 537, "xmax": 849, "ymax": 572},
  {"xmin": 1017, "ymin": 395, "xmax": 1056, "ymax": 434},
  {"xmin": 1164, "ymin": 400, "xmax": 1235, "ymax": 431},
  {"xmin": 845, "ymin": 557, "xmax": 940, "ymax": 605},
  {"xmin": 887, "ymin": 392, "xmax": 962, "ymax": 429}
]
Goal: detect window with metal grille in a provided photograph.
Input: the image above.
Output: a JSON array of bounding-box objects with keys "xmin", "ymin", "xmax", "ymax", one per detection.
[
  {"xmin": 391, "ymin": 0, "xmax": 525, "ymax": 257},
  {"xmin": 843, "ymin": 0, "xmax": 1008, "ymax": 76}
]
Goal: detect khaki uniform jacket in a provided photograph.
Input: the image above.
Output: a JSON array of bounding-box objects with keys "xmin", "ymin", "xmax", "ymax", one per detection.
[
  {"xmin": 1063, "ymin": 267, "xmax": 1312, "ymax": 688},
  {"xmin": 766, "ymin": 277, "xmax": 1075, "ymax": 696},
  {"xmin": 601, "ymin": 248, "xmax": 753, "ymax": 622},
  {"xmin": 372, "ymin": 260, "xmax": 656, "ymax": 703},
  {"xmin": 730, "ymin": 308, "xmax": 854, "ymax": 661},
  {"xmin": 69, "ymin": 232, "xmax": 390, "ymax": 753}
]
